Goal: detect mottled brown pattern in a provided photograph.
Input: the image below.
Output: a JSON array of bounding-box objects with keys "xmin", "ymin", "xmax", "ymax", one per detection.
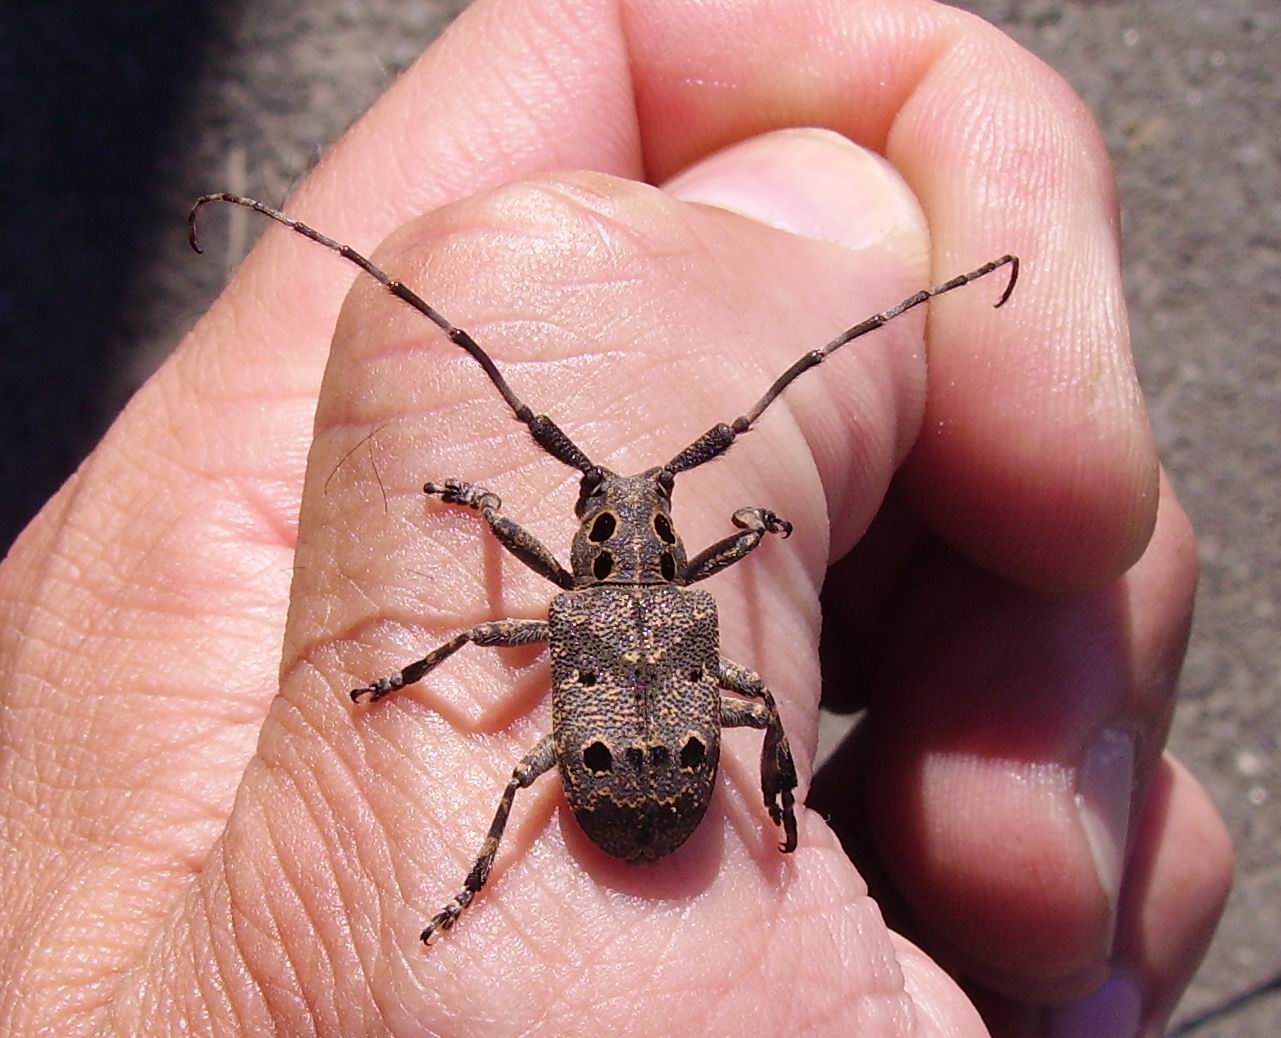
[
  {"xmin": 570, "ymin": 468, "xmax": 687, "ymax": 586},
  {"xmin": 550, "ymin": 585, "xmax": 721, "ymax": 861}
]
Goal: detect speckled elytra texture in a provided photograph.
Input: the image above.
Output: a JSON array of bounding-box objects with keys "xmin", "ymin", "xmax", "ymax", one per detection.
[{"xmin": 550, "ymin": 585, "xmax": 722, "ymax": 862}]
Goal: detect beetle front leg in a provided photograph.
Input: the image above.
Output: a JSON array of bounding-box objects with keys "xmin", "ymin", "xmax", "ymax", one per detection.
[
  {"xmin": 351, "ymin": 619, "xmax": 548, "ymax": 702},
  {"xmin": 422, "ymin": 733, "xmax": 557, "ymax": 944},
  {"xmin": 719, "ymin": 659, "xmax": 798, "ymax": 852},
  {"xmin": 681, "ymin": 507, "xmax": 792, "ymax": 585},
  {"xmin": 426, "ymin": 479, "xmax": 575, "ymax": 589}
]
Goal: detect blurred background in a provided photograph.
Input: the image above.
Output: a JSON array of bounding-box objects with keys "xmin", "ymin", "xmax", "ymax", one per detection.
[{"xmin": 0, "ymin": 2, "xmax": 1275, "ymax": 1033}]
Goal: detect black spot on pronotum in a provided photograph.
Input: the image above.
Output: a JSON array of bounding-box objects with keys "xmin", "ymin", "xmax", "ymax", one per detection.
[
  {"xmin": 660, "ymin": 551, "xmax": 676, "ymax": 581},
  {"xmin": 593, "ymin": 551, "xmax": 614, "ymax": 580},
  {"xmin": 583, "ymin": 740, "xmax": 613, "ymax": 774},
  {"xmin": 653, "ymin": 512, "xmax": 676, "ymax": 544},
  {"xmin": 588, "ymin": 512, "xmax": 617, "ymax": 542},
  {"xmin": 680, "ymin": 735, "xmax": 706, "ymax": 770}
]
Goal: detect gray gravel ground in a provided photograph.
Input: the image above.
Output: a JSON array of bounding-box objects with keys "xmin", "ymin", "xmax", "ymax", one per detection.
[{"xmin": 1, "ymin": 1, "xmax": 1275, "ymax": 1034}]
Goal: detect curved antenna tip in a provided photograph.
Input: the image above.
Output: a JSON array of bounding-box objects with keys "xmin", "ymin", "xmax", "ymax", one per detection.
[
  {"xmin": 186, "ymin": 197, "xmax": 211, "ymax": 254},
  {"xmin": 994, "ymin": 255, "xmax": 1020, "ymax": 308}
]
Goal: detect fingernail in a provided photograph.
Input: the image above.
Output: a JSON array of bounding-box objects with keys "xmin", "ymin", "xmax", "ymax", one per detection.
[
  {"xmin": 663, "ymin": 127, "xmax": 927, "ymax": 259},
  {"xmin": 1044, "ymin": 969, "xmax": 1143, "ymax": 1038},
  {"xmin": 1076, "ymin": 726, "xmax": 1136, "ymax": 954}
]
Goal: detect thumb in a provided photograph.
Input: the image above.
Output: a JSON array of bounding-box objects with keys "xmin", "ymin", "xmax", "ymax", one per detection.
[{"xmin": 665, "ymin": 127, "xmax": 928, "ymax": 265}]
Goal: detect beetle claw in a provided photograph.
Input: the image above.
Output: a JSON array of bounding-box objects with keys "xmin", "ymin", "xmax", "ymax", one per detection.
[{"xmin": 351, "ymin": 676, "xmax": 398, "ymax": 703}]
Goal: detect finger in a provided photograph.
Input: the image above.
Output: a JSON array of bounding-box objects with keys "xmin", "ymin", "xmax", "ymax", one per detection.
[
  {"xmin": 815, "ymin": 473, "xmax": 1205, "ymax": 1002},
  {"xmin": 892, "ymin": 933, "xmax": 991, "ymax": 1038},
  {"xmin": 1038, "ymin": 755, "xmax": 1233, "ymax": 1038},
  {"xmin": 0, "ymin": 0, "xmax": 1159, "ymax": 1028},
  {"xmin": 214, "ymin": 163, "xmax": 942, "ymax": 1033},
  {"xmin": 961, "ymin": 757, "xmax": 1233, "ymax": 1038},
  {"xmin": 620, "ymin": 0, "xmax": 1158, "ymax": 589}
]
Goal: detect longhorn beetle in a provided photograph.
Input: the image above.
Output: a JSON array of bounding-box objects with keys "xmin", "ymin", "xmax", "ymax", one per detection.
[{"xmin": 189, "ymin": 192, "xmax": 1018, "ymax": 944}]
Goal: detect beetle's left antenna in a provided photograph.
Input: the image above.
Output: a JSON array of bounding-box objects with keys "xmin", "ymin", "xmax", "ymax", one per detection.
[
  {"xmin": 664, "ymin": 254, "xmax": 1020, "ymax": 475},
  {"xmin": 188, "ymin": 193, "xmax": 598, "ymax": 476}
]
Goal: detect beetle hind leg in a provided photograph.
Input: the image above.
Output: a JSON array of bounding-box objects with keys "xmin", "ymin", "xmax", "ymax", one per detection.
[
  {"xmin": 719, "ymin": 674, "xmax": 799, "ymax": 853},
  {"xmin": 421, "ymin": 733, "xmax": 556, "ymax": 944}
]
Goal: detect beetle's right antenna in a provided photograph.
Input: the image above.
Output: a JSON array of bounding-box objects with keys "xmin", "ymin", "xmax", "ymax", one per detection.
[
  {"xmin": 664, "ymin": 254, "xmax": 1020, "ymax": 475},
  {"xmin": 188, "ymin": 193, "xmax": 598, "ymax": 476}
]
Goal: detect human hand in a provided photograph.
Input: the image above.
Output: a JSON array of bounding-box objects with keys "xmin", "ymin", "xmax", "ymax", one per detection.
[{"xmin": 0, "ymin": 1, "xmax": 1230, "ymax": 1035}]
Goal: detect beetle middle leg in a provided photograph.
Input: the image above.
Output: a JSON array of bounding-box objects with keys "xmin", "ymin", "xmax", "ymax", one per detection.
[
  {"xmin": 719, "ymin": 659, "xmax": 798, "ymax": 852},
  {"xmin": 351, "ymin": 618, "xmax": 548, "ymax": 702},
  {"xmin": 681, "ymin": 507, "xmax": 793, "ymax": 585},
  {"xmin": 421, "ymin": 733, "xmax": 556, "ymax": 944}
]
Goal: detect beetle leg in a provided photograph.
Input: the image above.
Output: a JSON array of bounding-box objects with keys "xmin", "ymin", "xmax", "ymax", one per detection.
[
  {"xmin": 680, "ymin": 507, "xmax": 792, "ymax": 585},
  {"xmin": 421, "ymin": 733, "xmax": 557, "ymax": 944},
  {"xmin": 426, "ymin": 478, "xmax": 575, "ymax": 589},
  {"xmin": 718, "ymin": 659, "xmax": 798, "ymax": 852},
  {"xmin": 351, "ymin": 619, "xmax": 548, "ymax": 703}
]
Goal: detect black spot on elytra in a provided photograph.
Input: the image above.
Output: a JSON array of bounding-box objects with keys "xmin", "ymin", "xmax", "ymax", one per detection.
[
  {"xmin": 583, "ymin": 741, "xmax": 613, "ymax": 773},
  {"xmin": 680, "ymin": 735, "xmax": 706, "ymax": 770}
]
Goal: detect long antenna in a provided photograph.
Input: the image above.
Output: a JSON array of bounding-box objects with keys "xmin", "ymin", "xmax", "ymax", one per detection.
[
  {"xmin": 188, "ymin": 193, "xmax": 598, "ymax": 476},
  {"xmin": 665, "ymin": 255, "xmax": 1019, "ymax": 475}
]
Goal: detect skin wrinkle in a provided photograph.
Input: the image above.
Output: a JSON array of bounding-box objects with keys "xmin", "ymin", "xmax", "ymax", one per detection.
[
  {"xmin": 173, "ymin": 926, "xmax": 217, "ymax": 1038},
  {"xmin": 336, "ymin": 315, "xmax": 632, "ymax": 379},
  {"xmin": 52, "ymin": 497, "xmax": 277, "ymax": 630},
  {"xmin": 198, "ymin": 840, "xmax": 269, "ymax": 1035},
  {"xmin": 215, "ymin": 477, "xmax": 304, "ymax": 552},
  {"xmin": 238, "ymin": 773, "xmax": 330, "ymax": 1036},
  {"xmin": 284, "ymin": 750, "xmax": 383, "ymax": 1038},
  {"xmin": 208, "ymin": 840, "xmax": 278, "ymax": 1038}
]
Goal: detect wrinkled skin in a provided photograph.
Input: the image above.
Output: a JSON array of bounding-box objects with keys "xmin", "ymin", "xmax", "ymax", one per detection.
[{"xmin": 0, "ymin": 1, "xmax": 1231, "ymax": 1036}]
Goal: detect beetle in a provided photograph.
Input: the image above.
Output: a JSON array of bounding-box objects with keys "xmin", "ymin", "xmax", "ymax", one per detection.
[{"xmin": 189, "ymin": 191, "xmax": 1018, "ymax": 943}]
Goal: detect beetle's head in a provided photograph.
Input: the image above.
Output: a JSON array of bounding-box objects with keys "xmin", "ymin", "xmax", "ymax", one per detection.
[{"xmin": 571, "ymin": 467, "xmax": 686, "ymax": 585}]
